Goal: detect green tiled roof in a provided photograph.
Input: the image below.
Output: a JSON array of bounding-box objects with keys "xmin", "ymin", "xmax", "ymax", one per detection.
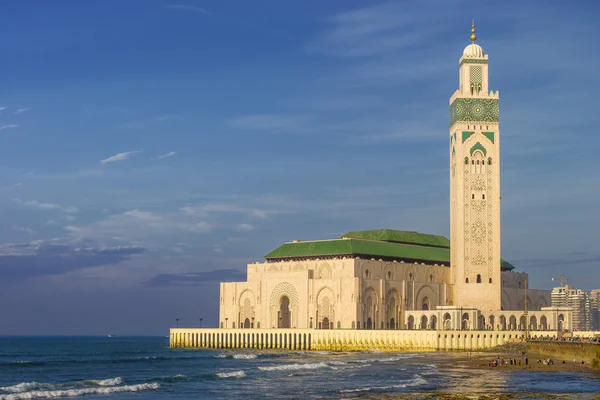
[
  {"xmin": 264, "ymin": 238, "xmax": 449, "ymax": 264},
  {"xmin": 501, "ymin": 259, "xmax": 515, "ymax": 271},
  {"xmin": 341, "ymin": 229, "xmax": 450, "ymax": 248},
  {"xmin": 264, "ymin": 229, "xmax": 516, "ymax": 271}
]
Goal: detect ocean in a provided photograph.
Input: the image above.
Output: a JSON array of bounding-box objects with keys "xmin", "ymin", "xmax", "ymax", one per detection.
[{"xmin": 0, "ymin": 336, "xmax": 598, "ymax": 399}]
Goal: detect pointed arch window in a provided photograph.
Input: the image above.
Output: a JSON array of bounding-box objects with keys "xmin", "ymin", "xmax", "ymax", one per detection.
[{"xmin": 476, "ymin": 274, "xmax": 482, "ymax": 283}]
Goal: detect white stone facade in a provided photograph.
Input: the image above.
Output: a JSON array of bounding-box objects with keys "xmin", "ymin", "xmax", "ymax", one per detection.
[{"xmin": 211, "ymin": 26, "xmax": 566, "ymax": 342}]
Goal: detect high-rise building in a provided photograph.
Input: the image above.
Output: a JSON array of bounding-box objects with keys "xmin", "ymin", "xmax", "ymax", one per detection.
[
  {"xmin": 551, "ymin": 285, "xmax": 592, "ymax": 331},
  {"xmin": 590, "ymin": 289, "xmax": 600, "ymax": 330}
]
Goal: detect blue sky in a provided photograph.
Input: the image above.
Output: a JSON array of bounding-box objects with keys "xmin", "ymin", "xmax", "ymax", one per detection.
[{"xmin": 1, "ymin": 0, "xmax": 599, "ymax": 335}]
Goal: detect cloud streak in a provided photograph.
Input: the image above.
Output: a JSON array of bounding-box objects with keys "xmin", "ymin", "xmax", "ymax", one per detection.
[
  {"xmin": 0, "ymin": 124, "xmax": 19, "ymax": 130},
  {"xmin": 14, "ymin": 108, "xmax": 29, "ymax": 115},
  {"xmin": 0, "ymin": 241, "xmax": 145, "ymax": 282},
  {"xmin": 158, "ymin": 151, "xmax": 177, "ymax": 159},
  {"xmin": 100, "ymin": 150, "xmax": 142, "ymax": 164},
  {"xmin": 16, "ymin": 199, "xmax": 78, "ymax": 214}
]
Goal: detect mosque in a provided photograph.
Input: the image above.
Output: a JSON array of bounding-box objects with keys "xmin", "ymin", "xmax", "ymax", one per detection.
[{"xmin": 214, "ymin": 24, "xmax": 570, "ymax": 339}]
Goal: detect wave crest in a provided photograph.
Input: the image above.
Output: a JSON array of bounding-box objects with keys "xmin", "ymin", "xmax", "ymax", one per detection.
[
  {"xmin": 0, "ymin": 383, "xmax": 159, "ymax": 400},
  {"xmin": 216, "ymin": 371, "xmax": 246, "ymax": 379},
  {"xmin": 232, "ymin": 354, "xmax": 257, "ymax": 359},
  {"xmin": 258, "ymin": 362, "xmax": 329, "ymax": 371},
  {"xmin": 340, "ymin": 374, "xmax": 427, "ymax": 393}
]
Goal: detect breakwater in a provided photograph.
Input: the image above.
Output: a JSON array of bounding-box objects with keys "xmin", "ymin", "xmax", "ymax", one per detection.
[
  {"xmin": 527, "ymin": 341, "xmax": 600, "ymax": 367},
  {"xmin": 170, "ymin": 328, "xmax": 538, "ymax": 351}
]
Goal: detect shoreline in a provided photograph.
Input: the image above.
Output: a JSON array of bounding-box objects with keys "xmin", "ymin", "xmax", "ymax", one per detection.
[{"xmin": 435, "ymin": 343, "xmax": 599, "ymax": 375}]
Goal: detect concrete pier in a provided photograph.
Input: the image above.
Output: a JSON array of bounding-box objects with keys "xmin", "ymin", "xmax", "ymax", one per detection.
[{"xmin": 169, "ymin": 328, "xmax": 555, "ymax": 351}]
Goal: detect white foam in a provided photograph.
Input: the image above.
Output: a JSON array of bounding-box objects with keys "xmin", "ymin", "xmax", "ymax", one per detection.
[
  {"xmin": 0, "ymin": 383, "xmax": 50, "ymax": 394},
  {"xmin": 86, "ymin": 378, "xmax": 123, "ymax": 386},
  {"xmin": 0, "ymin": 378, "xmax": 123, "ymax": 394},
  {"xmin": 214, "ymin": 354, "xmax": 227, "ymax": 358},
  {"xmin": 215, "ymin": 371, "xmax": 246, "ymax": 379},
  {"xmin": 258, "ymin": 362, "xmax": 329, "ymax": 372},
  {"xmin": 339, "ymin": 374, "xmax": 427, "ymax": 393},
  {"xmin": 0, "ymin": 383, "xmax": 160, "ymax": 400},
  {"xmin": 233, "ymin": 354, "xmax": 257, "ymax": 359}
]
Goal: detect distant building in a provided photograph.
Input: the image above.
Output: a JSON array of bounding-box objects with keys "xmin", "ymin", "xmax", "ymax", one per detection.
[
  {"xmin": 551, "ymin": 285, "xmax": 592, "ymax": 331},
  {"xmin": 590, "ymin": 289, "xmax": 600, "ymax": 330}
]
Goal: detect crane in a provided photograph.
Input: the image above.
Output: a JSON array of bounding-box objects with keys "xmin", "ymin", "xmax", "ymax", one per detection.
[{"xmin": 551, "ymin": 274, "xmax": 568, "ymax": 287}]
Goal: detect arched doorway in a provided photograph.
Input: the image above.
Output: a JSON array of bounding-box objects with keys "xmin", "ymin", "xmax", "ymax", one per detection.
[
  {"xmin": 519, "ymin": 315, "xmax": 526, "ymax": 331},
  {"xmin": 530, "ymin": 316, "xmax": 538, "ymax": 331},
  {"xmin": 443, "ymin": 313, "xmax": 451, "ymax": 330},
  {"xmin": 244, "ymin": 318, "xmax": 250, "ymax": 328},
  {"xmin": 478, "ymin": 315, "xmax": 485, "ymax": 330},
  {"xmin": 509, "ymin": 316, "xmax": 517, "ymax": 330},
  {"xmin": 367, "ymin": 317, "xmax": 373, "ymax": 330},
  {"xmin": 461, "ymin": 313, "xmax": 469, "ymax": 330},
  {"xmin": 322, "ymin": 317, "xmax": 330, "ymax": 330},
  {"xmin": 408, "ymin": 316, "xmax": 415, "ymax": 330},
  {"xmin": 422, "ymin": 296, "xmax": 429, "ymax": 310},
  {"xmin": 558, "ymin": 314, "xmax": 564, "ymax": 331},
  {"xmin": 389, "ymin": 317, "xmax": 395, "ymax": 330},
  {"xmin": 499, "ymin": 315, "xmax": 506, "ymax": 330},
  {"xmin": 489, "ymin": 315, "xmax": 495, "ymax": 331},
  {"xmin": 278, "ymin": 296, "xmax": 291, "ymax": 328},
  {"xmin": 430, "ymin": 315, "xmax": 437, "ymax": 329},
  {"xmin": 421, "ymin": 315, "xmax": 428, "ymax": 330},
  {"xmin": 540, "ymin": 316, "xmax": 548, "ymax": 331}
]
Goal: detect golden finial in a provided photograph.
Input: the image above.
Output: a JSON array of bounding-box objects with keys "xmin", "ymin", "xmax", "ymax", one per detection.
[{"xmin": 470, "ymin": 20, "xmax": 477, "ymax": 43}]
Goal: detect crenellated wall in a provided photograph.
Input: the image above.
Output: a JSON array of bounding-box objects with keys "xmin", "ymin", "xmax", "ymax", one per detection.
[{"xmin": 169, "ymin": 328, "xmax": 547, "ymax": 351}]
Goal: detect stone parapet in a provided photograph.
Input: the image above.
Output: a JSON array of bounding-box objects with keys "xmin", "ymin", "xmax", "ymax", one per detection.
[{"xmin": 169, "ymin": 328, "xmax": 550, "ymax": 352}]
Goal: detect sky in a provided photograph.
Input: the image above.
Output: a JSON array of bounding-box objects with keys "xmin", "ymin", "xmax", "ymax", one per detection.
[{"xmin": 1, "ymin": 0, "xmax": 599, "ymax": 335}]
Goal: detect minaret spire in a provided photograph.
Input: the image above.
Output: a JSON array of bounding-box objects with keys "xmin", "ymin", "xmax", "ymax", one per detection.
[{"xmin": 470, "ymin": 20, "xmax": 477, "ymax": 43}]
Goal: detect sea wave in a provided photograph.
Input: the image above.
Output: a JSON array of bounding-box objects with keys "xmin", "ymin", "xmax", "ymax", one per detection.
[
  {"xmin": 0, "ymin": 361, "xmax": 44, "ymax": 367},
  {"xmin": 0, "ymin": 383, "xmax": 159, "ymax": 400},
  {"xmin": 258, "ymin": 362, "xmax": 329, "ymax": 372},
  {"xmin": 339, "ymin": 374, "xmax": 428, "ymax": 393},
  {"xmin": 215, "ymin": 371, "xmax": 246, "ymax": 379},
  {"xmin": 151, "ymin": 374, "xmax": 186, "ymax": 383},
  {"xmin": 0, "ymin": 354, "xmax": 214, "ymax": 368},
  {"xmin": 232, "ymin": 354, "xmax": 257, "ymax": 359},
  {"xmin": 0, "ymin": 377, "xmax": 124, "ymax": 394},
  {"xmin": 84, "ymin": 378, "xmax": 123, "ymax": 387}
]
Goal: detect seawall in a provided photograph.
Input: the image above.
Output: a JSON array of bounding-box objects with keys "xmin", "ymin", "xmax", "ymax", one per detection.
[
  {"xmin": 527, "ymin": 341, "xmax": 600, "ymax": 367},
  {"xmin": 170, "ymin": 328, "xmax": 538, "ymax": 351}
]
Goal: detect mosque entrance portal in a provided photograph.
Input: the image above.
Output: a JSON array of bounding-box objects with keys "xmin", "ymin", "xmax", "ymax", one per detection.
[{"xmin": 278, "ymin": 296, "xmax": 291, "ymax": 328}]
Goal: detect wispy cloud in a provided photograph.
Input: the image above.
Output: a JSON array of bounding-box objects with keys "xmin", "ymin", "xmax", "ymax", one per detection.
[
  {"xmin": 12, "ymin": 227, "xmax": 37, "ymax": 235},
  {"xmin": 0, "ymin": 124, "xmax": 19, "ymax": 130},
  {"xmin": 164, "ymin": 4, "xmax": 211, "ymax": 15},
  {"xmin": 180, "ymin": 203, "xmax": 267, "ymax": 219},
  {"xmin": 190, "ymin": 221, "xmax": 212, "ymax": 233},
  {"xmin": 15, "ymin": 199, "xmax": 78, "ymax": 214},
  {"xmin": 158, "ymin": 151, "xmax": 177, "ymax": 159},
  {"xmin": 0, "ymin": 106, "xmax": 6, "ymax": 111},
  {"xmin": 122, "ymin": 209, "xmax": 163, "ymax": 221},
  {"xmin": 13, "ymin": 108, "xmax": 29, "ymax": 115},
  {"xmin": 0, "ymin": 240, "xmax": 145, "ymax": 281},
  {"xmin": 235, "ymin": 223, "xmax": 254, "ymax": 232},
  {"xmin": 100, "ymin": 150, "xmax": 142, "ymax": 165}
]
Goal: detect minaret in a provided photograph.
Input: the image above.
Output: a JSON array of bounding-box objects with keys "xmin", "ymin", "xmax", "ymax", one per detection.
[{"xmin": 449, "ymin": 23, "xmax": 501, "ymax": 311}]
